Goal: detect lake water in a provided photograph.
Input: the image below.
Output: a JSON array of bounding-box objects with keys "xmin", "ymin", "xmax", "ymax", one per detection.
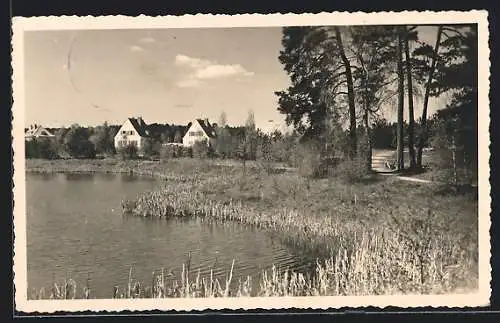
[{"xmin": 26, "ymin": 172, "xmax": 316, "ymax": 298}]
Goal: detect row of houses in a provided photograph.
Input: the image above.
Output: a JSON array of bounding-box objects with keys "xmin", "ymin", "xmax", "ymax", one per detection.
[
  {"xmin": 25, "ymin": 117, "xmax": 218, "ymax": 151},
  {"xmin": 114, "ymin": 117, "xmax": 217, "ymax": 150}
]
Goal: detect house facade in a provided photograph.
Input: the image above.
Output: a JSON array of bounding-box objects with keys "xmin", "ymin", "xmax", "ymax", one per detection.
[
  {"xmin": 25, "ymin": 124, "xmax": 55, "ymax": 141},
  {"xmin": 182, "ymin": 119, "xmax": 217, "ymax": 147},
  {"xmin": 114, "ymin": 117, "xmax": 150, "ymax": 151}
]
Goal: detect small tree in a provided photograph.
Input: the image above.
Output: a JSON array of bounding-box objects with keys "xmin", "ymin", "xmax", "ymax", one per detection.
[
  {"xmin": 89, "ymin": 122, "xmax": 114, "ymax": 155},
  {"xmin": 215, "ymin": 111, "xmax": 233, "ymax": 158},
  {"xmin": 256, "ymin": 133, "xmax": 274, "ymax": 174},
  {"xmin": 64, "ymin": 125, "xmax": 96, "ymax": 159},
  {"xmin": 292, "ymin": 141, "xmax": 323, "ymax": 178}
]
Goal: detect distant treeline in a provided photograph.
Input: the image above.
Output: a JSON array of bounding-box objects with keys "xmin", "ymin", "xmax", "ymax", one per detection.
[
  {"xmin": 24, "ymin": 121, "xmax": 252, "ymax": 160},
  {"xmin": 25, "ymin": 117, "xmax": 434, "ymax": 161}
]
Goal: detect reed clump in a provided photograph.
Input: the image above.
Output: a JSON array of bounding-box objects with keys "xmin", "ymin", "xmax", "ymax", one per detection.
[
  {"xmin": 117, "ymin": 170, "xmax": 478, "ymax": 296},
  {"xmin": 29, "ymin": 227, "xmax": 477, "ymax": 299},
  {"xmin": 27, "ymin": 157, "xmax": 479, "ymax": 298}
]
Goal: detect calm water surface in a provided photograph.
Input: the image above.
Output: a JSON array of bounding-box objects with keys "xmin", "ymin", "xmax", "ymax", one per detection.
[{"xmin": 27, "ymin": 172, "xmax": 315, "ymax": 298}]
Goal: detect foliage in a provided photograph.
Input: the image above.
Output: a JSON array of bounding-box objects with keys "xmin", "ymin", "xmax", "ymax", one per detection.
[
  {"xmin": 88, "ymin": 122, "xmax": 115, "ymax": 155},
  {"xmin": 25, "ymin": 138, "xmax": 59, "ymax": 159},
  {"xmin": 371, "ymin": 118, "xmax": 396, "ymax": 149},
  {"xmin": 159, "ymin": 145, "xmax": 183, "ymax": 160},
  {"xmin": 140, "ymin": 138, "xmax": 156, "ymax": 157},
  {"xmin": 63, "ymin": 125, "xmax": 96, "ymax": 159},
  {"xmin": 192, "ymin": 140, "xmax": 212, "ymax": 159},
  {"xmin": 275, "ymin": 27, "xmax": 330, "ymax": 138},
  {"xmin": 117, "ymin": 142, "xmax": 138, "ymax": 160},
  {"xmin": 235, "ymin": 110, "xmax": 259, "ymax": 165},
  {"xmin": 291, "ymin": 141, "xmax": 325, "ymax": 178},
  {"xmin": 173, "ymin": 130, "xmax": 183, "ymax": 143},
  {"xmin": 214, "ymin": 112, "xmax": 235, "ymax": 159}
]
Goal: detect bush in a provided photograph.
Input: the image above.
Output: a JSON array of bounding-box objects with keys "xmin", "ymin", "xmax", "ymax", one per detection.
[
  {"xmin": 181, "ymin": 146, "xmax": 193, "ymax": 158},
  {"xmin": 77, "ymin": 140, "xmax": 96, "ymax": 159},
  {"xmin": 192, "ymin": 141, "xmax": 210, "ymax": 159},
  {"xmin": 63, "ymin": 126, "xmax": 96, "ymax": 159},
  {"xmin": 140, "ymin": 138, "xmax": 154, "ymax": 157},
  {"xmin": 334, "ymin": 155, "xmax": 370, "ymax": 183},
  {"xmin": 160, "ymin": 144, "xmax": 183, "ymax": 161},
  {"xmin": 117, "ymin": 143, "xmax": 138, "ymax": 160},
  {"xmin": 25, "ymin": 139, "xmax": 59, "ymax": 159},
  {"xmin": 292, "ymin": 143, "xmax": 324, "ymax": 178}
]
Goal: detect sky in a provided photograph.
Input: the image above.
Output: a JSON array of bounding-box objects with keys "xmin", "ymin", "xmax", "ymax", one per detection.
[{"xmin": 24, "ymin": 26, "xmax": 445, "ymax": 132}]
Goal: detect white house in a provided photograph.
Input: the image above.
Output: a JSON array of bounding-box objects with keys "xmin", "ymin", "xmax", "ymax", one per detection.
[
  {"xmin": 114, "ymin": 117, "xmax": 150, "ymax": 151},
  {"xmin": 182, "ymin": 118, "xmax": 217, "ymax": 147},
  {"xmin": 25, "ymin": 124, "xmax": 55, "ymax": 141}
]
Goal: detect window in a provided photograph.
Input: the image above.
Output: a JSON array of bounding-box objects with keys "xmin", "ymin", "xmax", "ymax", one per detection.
[{"xmin": 189, "ymin": 131, "xmax": 203, "ymax": 136}]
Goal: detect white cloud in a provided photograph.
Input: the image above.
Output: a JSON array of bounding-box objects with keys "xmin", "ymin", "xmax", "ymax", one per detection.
[
  {"xmin": 130, "ymin": 45, "xmax": 145, "ymax": 52},
  {"xmin": 175, "ymin": 54, "xmax": 211, "ymax": 69},
  {"xmin": 174, "ymin": 54, "xmax": 254, "ymax": 87},
  {"xmin": 195, "ymin": 64, "xmax": 254, "ymax": 80},
  {"xmin": 139, "ymin": 36, "xmax": 155, "ymax": 43},
  {"xmin": 176, "ymin": 79, "xmax": 204, "ymax": 88}
]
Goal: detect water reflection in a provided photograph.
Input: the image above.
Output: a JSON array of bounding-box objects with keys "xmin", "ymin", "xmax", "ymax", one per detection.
[
  {"xmin": 29, "ymin": 173, "xmax": 57, "ymax": 181},
  {"xmin": 64, "ymin": 173, "xmax": 95, "ymax": 181},
  {"xmin": 119, "ymin": 173, "xmax": 155, "ymax": 182}
]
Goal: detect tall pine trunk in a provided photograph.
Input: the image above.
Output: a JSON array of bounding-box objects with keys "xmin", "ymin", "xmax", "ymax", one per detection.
[
  {"xmin": 396, "ymin": 28, "xmax": 405, "ymax": 171},
  {"xmin": 364, "ymin": 107, "xmax": 372, "ymax": 172},
  {"xmin": 417, "ymin": 26, "xmax": 443, "ymax": 168},
  {"xmin": 404, "ymin": 31, "xmax": 417, "ymax": 170},
  {"xmin": 334, "ymin": 27, "xmax": 357, "ymax": 157}
]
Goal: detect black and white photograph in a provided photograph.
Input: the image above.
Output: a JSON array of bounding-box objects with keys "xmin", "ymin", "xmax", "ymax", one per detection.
[{"xmin": 12, "ymin": 12, "xmax": 490, "ymax": 312}]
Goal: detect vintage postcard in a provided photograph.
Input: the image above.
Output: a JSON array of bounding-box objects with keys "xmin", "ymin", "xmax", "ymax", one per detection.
[{"xmin": 12, "ymin": 11, "xmax": 490, "ymax": 313}]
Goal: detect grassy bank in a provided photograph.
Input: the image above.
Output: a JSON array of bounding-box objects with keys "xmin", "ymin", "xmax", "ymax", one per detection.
[
  {"xmin": 27, "ymin": 157, "xmax": 479, "ymax": 298},
  {"xmin": 120, "ymin": 172, "xmax": 478, "ymax": 295},
  {"xmin": 25, "ymin": 157, "xmax": 242, "ymax": 182}
]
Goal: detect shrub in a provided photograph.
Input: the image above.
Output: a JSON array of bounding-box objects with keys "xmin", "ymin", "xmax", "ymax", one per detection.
[
  {"xmin": 25, "ymin": 139, "xmax": 59, "ymax": 159},
  {"xmin": 334, "ymin": 155, "xmax": 370, "ymax": 183},
  {"xmin": 192, "ymin": 141, "xmax": 210, "ymax": 159},
  {"xmin": 181, "ymin": 146, "xmax": 193, "ymax": 158},
  {"xmin": 256, "ymin": 135, "xmax": 283, "ymax": 174},
  {"xmin": 159, "ymin": 144, "xmax": 184, "ymax": 161},
  {"xmin": 63, "ymin": 125, "xmax": 96, "ymax": 159},
  {"xmin": 292, "ymin": 143, "xmax": 324, "ymax": 178},
  {"xmin": 140, "ymin": 138, "xmax": 154, "ymax": 157},
  {"xmin": 117, "ymin": 143, "xmax": 138, "ymax": 160}
]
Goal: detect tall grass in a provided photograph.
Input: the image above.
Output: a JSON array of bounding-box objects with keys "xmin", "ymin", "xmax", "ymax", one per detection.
[
  {"xmin": 116, "ymin": 169, "xmax": 478, "ymax": 297},
  {"xmin": 29, "ymin": 223, "xmax": 477, "ymax": 299},
  {"xmin": 26, "ymin": 157, "xmax": 479, "ymax": 298}
]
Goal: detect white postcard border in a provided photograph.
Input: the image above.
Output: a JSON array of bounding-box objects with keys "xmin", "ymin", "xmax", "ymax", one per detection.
[{"xmin": 12, "ymin": 11, "xmax": 491, "ymax": 313}]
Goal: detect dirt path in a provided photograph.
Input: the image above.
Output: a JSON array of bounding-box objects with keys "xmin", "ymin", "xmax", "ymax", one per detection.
[
  {"xmin": 371, "ymin": 149, "xmax": 397, "ymax": 173},
  {"xmin": 371, "ymin": 149, "xmax": 444, "ymax": 185}
]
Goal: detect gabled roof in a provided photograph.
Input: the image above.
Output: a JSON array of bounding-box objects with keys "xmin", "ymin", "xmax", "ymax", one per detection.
[
  {"xmin": 127, "ymin": 117, "xmax": 149, "ymax": 137},
  {"xmin": 195, "ymin": 119, "xmax": 217, "ymax": 138},
  {"xmin": 25, "ymin": 125, "xmax": 55, "ymax": 137}
]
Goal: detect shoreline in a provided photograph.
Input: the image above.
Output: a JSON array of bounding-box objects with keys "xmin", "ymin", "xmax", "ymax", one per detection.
[{"xmin": 25, "ymin": 157, "xmax": 479, "ymax": 298}]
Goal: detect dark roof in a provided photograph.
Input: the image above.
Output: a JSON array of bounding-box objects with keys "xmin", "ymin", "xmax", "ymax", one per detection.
[
  {"xmin": 225, "ymin": 126, "xmax": 246, "ymax": 138},
  {"xmin": 196, "ymin": 119, "xmax": 217, "ymax": 138},
  {"xmin": 128, "ymin": 118, "xmax": 148, "ymax": 137}
]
